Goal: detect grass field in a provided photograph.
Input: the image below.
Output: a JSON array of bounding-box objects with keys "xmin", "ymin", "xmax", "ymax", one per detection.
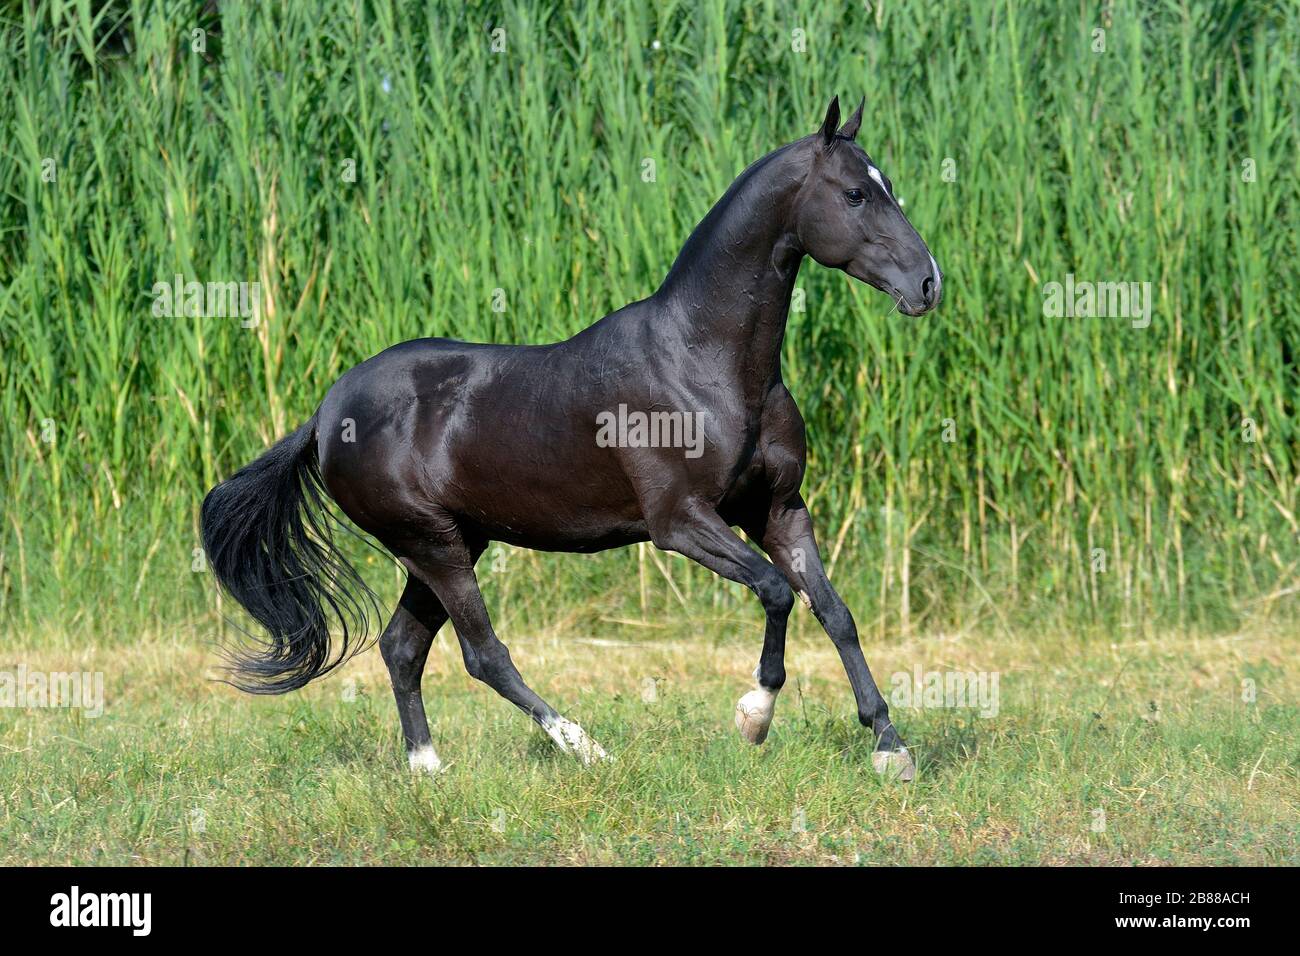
[
  {"xmin": 2, "ymin": 0, "xmax": 1298, "ymax": 865},
  {"xmin": 3, "ymin": 609, "xmax": 1295, "ymax": 865}
]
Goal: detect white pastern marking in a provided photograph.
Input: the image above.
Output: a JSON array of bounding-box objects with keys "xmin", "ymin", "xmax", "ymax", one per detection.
[
  {"xmin": 542, "ymin": 716, "xmax": 609, "ymax": 765},
  {"xmin": 797, "ymin": 589, "xmax": 813, "ymax": 609},
  {"xmin": 408, "ymin": 744, "xmax": 445, "ymax": 775},
  {"xmin": 735, "ymin": 671, "xmax": 781, "ymax": 745}
]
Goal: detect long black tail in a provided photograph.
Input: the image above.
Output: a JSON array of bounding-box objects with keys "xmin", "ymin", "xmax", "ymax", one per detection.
[{"xmin": 200, "ymin": 417, "xmax": 378, "ymax": 694}]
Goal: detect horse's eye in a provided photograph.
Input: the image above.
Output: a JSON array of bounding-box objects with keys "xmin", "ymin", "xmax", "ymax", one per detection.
[{"xmin": 844, "ymin": 189, "xmax": 865, "ymax": 206}]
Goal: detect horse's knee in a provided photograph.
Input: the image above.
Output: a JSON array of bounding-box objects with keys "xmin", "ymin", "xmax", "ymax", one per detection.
[
  {"xmin": 458, "ymin": 642, "xmax": 488, "ymax": 682},
  {"xmin": 461, "ymin": 641, "xmax": 511, "ymax": 687}
]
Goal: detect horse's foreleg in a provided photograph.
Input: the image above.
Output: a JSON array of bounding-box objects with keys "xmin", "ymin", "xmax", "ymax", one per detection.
[
  {"xmin": 757, "ymin": 494, "xmax": 913, "ymax": 781},
  {"xmin": 379, "ymin": 577, "xmax": 449, "ymax": 774},
  {"xmin": 404, "ymin": 549, "xmax": 608, "ymax": 765},
  {"xmin": 651, "ymin": 503, "xmax": 793, "ymax": 745}
]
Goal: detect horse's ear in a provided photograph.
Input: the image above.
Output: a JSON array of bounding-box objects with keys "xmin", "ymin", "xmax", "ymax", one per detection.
[
  {"xmin": 838, "ymin": 97, "xmax": 864, "ymax": 141},
  {"xmin": 818, "ymin": 96, "xmax": 840, "ymax": 149}
]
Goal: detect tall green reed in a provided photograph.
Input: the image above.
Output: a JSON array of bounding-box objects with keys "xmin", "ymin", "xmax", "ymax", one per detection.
[{"xmin": 1, "ymin": 0, "xmax": 1295, "ymax": 643}]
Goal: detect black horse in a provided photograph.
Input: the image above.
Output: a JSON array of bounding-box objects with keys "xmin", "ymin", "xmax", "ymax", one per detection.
[{"xmin": 202, "ymin": 97, "xmax": 941, "ymax": 780}]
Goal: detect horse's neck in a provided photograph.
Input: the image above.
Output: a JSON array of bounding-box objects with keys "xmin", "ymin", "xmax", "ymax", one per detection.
[{"xmin": 653, "ymin": 144, "xmax": 808, "ymax": 395}]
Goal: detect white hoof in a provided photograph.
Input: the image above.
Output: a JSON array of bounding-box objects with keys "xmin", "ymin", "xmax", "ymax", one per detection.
[
  {"xmin": 542, "ymin": 716, "xmax": 609, "ymax": 766},
  {"xmin": 872, "ymin": 747, "xmax": 915, "ymax": 782},
  {"xmin": 735, "ymin": 687, "xmax": 778, "ymax": 745},
  {"xmin": 407, "ymin": 744, "xmax": 445, "ymax": 775}
]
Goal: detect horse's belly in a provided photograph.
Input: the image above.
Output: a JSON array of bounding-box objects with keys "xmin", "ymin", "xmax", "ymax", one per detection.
[
  {"xmin": 436, "ymin": 434, "xmax": 648, "ymax": 551},
  {"xmin": 471, "ymin": 512, "xmax": 651, "ymax": 553}
]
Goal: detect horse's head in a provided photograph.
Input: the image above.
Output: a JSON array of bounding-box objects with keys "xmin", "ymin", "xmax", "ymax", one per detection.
[{"xmin": 793, "ymin": 96, "xmax": 942, "ymax": 316}]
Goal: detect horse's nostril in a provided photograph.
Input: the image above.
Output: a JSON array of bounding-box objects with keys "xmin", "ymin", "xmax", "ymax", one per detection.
[{"xmin": 921, "ymin": 276, "xmax": 935, "ymax": 305}]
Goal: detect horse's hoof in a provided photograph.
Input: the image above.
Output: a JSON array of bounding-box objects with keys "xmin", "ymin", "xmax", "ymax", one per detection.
[
  {"xmin": 735, "ymin": 688, "xmax": 777, "ymax": 745},
  {"xmin": 872, "ymin": 747, "xmax": 915, "ymax": 782},
  {"xmin": 407, "ymin": 745, "xmax": 446, "ymax": 776},
  {"xmin": 543, "ymin": 717, "xmax": 610, "ymax": 766},
  {"xmin": 575, "ymin": 738, "xmax": 611, "ymax": 766}
]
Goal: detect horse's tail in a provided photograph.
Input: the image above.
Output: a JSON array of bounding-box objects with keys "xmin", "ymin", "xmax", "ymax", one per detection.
[{"xmin": 200, "ymin": 416, "xmax": 378, "ymax": 694}]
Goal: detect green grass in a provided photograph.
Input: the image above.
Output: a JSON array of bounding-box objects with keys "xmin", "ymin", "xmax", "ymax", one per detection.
[{"xmin": 2, "ymin": 616, "xmax": 1295, "ymax": 865}]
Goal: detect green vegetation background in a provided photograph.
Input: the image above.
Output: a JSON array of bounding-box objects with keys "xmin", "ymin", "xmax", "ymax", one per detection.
[{"xmin": 3, "ymin": 0, "xmax": 1297, "ymax": 642}]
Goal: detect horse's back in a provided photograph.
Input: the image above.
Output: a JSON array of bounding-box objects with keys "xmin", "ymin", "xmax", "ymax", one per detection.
[{"xmin": 314, "ymin": 335, "xmax": 644, "ymax": 549}]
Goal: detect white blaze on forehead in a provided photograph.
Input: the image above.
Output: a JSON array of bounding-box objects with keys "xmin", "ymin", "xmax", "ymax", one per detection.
[
  {"xmin": 928, "ymin": 252, "xmax": 941, "ymax": 283},
  {"xmin": 867, "ymin": 165, "xmax": 887, "ymax": 191}
]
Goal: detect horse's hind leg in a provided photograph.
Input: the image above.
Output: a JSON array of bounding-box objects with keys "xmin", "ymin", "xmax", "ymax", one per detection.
[
  {"xmin": 379, "ymin": 577, "xmax": 449, "ymax": 774},
  {"xmin": 403, "ymin": 543, "xmax": 608, "ymax": 765}
]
